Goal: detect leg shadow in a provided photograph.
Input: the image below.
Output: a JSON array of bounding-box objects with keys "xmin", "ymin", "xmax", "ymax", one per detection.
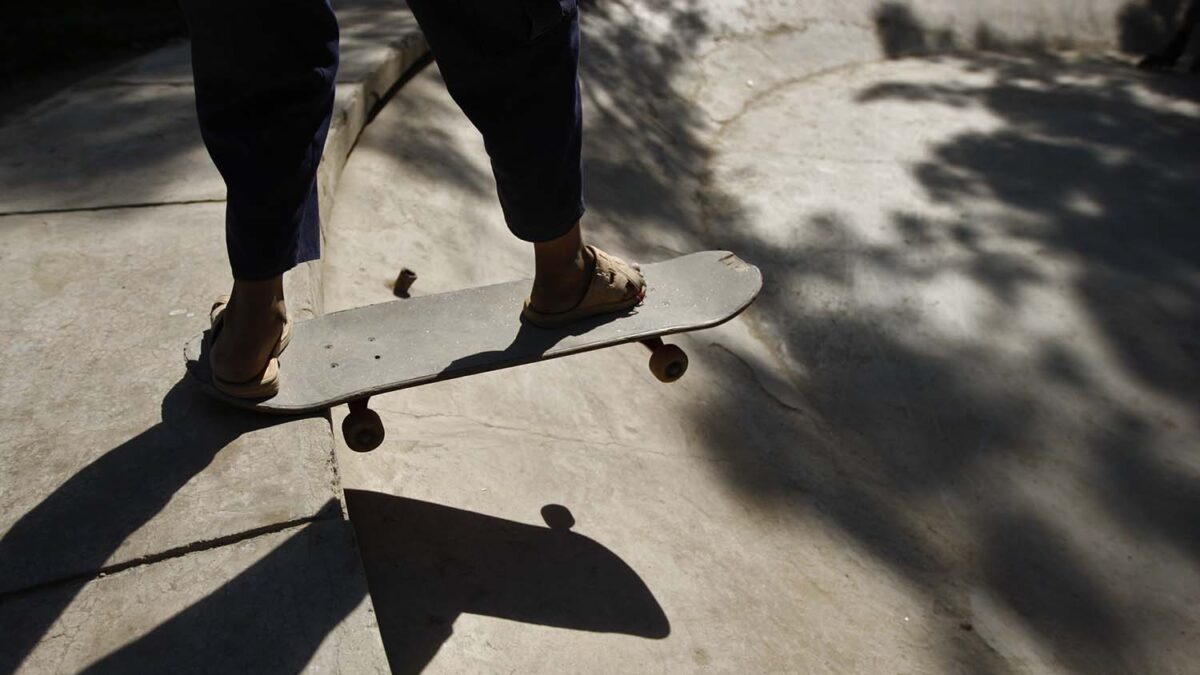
[
  {"xmin": 74, "ymin": 507, "xmax": 367, "ymax": 674},
  {"xmin": 0, "ymin": 378, "xmax": 291, "ymax": 673}
]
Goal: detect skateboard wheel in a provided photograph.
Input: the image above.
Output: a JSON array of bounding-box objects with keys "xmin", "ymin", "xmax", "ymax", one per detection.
[
  {"xmin": 648, "ymin": 344, "xmax": 688, "ymax": 383},
  {"xmin": 343, "ymin": 407, "xmax": 385, "ymax": 453}
]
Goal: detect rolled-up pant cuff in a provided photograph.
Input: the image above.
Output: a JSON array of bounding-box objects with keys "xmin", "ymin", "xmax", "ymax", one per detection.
[
  {"xmin": 183, "ymin": 0, "xmax": 338, "ymax": 281},
  {"xmin": 408, "ymin": 0, "xmax": 586, "ymax": 243}
]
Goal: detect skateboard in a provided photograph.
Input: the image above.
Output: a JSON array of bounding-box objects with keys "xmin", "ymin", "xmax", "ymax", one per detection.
[{"xmin": 185, "ymin": 250, "xmax": 762, "ymax": 452}]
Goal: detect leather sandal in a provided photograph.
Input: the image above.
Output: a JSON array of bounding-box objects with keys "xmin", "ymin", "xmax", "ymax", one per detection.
[
  {"xmin": 207, "ymin": 295, "xmax": 291, "ymax": 398},
  {"xmin": 521, "ymin": 246, "xmax": 646, "ymax": 328}
]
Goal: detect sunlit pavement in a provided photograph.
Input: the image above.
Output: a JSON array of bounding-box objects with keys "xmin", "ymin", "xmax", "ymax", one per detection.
[
  {"xmin": 3, "ymin": 0, "xmax": 1198, "ymax": 672},
  {"xmin": 327, "ymin": 3, "xmax": 1200, "ymax": 673}
]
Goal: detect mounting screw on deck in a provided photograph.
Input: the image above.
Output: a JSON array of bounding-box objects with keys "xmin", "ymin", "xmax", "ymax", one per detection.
[{"xmin": 393, "ymin": 268, "xmax": 418, "ymax": 298}]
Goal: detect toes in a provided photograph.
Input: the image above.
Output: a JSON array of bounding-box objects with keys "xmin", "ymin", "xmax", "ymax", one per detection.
[{"xmin": 625, "ymin": 276, "xmax": 646, "ymax": 301}]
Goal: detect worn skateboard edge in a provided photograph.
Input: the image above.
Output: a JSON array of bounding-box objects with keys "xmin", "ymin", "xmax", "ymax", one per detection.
[
  {"xmin": 182, "ymin": 358, "xmax": 326, "ymax": 417},
  {"xmin": 185, "ymin": 251, "xmax": 762, "ymax": 415}
]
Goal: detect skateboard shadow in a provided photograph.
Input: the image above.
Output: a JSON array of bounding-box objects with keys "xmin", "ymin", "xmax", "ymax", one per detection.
[
  {"xmin": 437, "ymin": 309, "xmax": 635, "ymax": 380},
  {"xmin": 345, "ymin": 490, "xmax": 670, "ymax": 674}
]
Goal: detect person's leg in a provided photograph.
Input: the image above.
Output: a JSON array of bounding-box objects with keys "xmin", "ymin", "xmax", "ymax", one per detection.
[
  {"xmin": 181, "ymin": 0, "xmax": 338, "ymax": 384},
  {"xmin": 406, "ymin": 0, "xmax": 641, "ymax": 316}
]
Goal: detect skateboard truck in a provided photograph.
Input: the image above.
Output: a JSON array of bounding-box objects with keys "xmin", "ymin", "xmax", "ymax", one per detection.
[
  {"xmin": 343, "ymin": 397, "xmax": 385, "ymax": 453},
  {"xmin": 641, "ymin": 337, "xmax": 688, "ymax": 383},
  {"xmin": 340, "ymin": 340, "xmax": 688, "ymax": 452}
]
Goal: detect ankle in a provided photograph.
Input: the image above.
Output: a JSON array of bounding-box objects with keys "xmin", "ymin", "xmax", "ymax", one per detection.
[
  {"xmin": 543, "ymin": 246, "xmax": 587, "ymax": 272},
  {"xmin": 229, "ymin": 276, "xmax": 287, "ymax": 322},
  {"xmin": 533, "ymin": 221, "xmax": 586, "ymax": 271}
]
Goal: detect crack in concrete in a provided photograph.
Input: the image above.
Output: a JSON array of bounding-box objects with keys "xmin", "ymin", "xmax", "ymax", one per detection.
[
  {"xmin": 706, "ymin": 342, "xmax": 812, "ymax": 418},
  {"xmin": 699, "ymin": 17, "xmax": 876, "ymax": 57},
  {"xmin": 0, "ymin": 509, "xmax": 340, "ymax": 603},
  {"xmin": 710, "ymin": 59, "xmax": 882, "ymax": 134},
  {"xmin": 100, "ymin": 80, "xmax": 194, "ymax": 88},
  {"xmin": 0, "ymin": 198, "xmax": 226, "ymax": 218}
]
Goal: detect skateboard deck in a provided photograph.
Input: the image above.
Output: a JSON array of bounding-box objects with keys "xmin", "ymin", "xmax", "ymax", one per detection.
[{"xmin": 185, "ymin": 250, "xmax": 761, "ymax": 447}]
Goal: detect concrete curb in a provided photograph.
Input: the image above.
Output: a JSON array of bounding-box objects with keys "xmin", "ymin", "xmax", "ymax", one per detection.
[{"xmin": 306, "ymin": 28, "xmax": 431, "ymax": 321}]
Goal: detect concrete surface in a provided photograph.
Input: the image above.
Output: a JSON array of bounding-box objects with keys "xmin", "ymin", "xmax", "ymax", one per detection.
[
  {"xmin": 326, "ymin": 1, "xmax": 1200, "ymax": 673},
  {"xmin": 2, "ymin": 518, "xmax": 385, "ymax": 674},
  {"xmin": 3, "ymin": 0, "xmax": 1197, "ymax": 673},
  {"xmin": 0, "ymin": 1, "xmax": 427, "ymax": 672},
  {"xmin": 0, "ymin": 84, "xmax": 222, "ymax": 214},
  {"xmin": 102, "ymin": 0, "xmax": 422, "ymax": 88},
  {"xmin": 0, "ymin": 0, "xmax": 426, "ymax": 216},
  {"xmin": 0, "ymin": 204, "xmax": 337, "ymax": 594}
]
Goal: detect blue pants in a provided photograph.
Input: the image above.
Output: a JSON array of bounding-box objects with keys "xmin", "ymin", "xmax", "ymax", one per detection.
[{"xmin": 183, "ymin": 0, "xmax": 583, "ymax": 281}]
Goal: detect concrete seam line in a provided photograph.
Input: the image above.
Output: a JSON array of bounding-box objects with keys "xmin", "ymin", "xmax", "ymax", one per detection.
[
  {"xmin": 0, "ymin": 198, "xmax": 226, "ymax": 218},
  {"xmin": 0, "ymin": 511, "xmax": 342, "ymax": 602}
]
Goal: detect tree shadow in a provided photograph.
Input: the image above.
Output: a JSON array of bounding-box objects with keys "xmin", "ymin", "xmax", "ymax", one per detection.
[
  {"xmin": 345, "ymin": 491, "xmax": 669, "ymax": 675},
  {"xmin": 857, "ymin": 52, "xmax": 1200, "ymax": 408},
  {"xmin": 872, "ymin": 2, "xmax": 1054, "ymax": 58},
  {"xmin": 687, "ymin": 6, "xmax": 1198, "ymax": 671},
  {"xmin": 980, "ymin": 513, "xmax": 1138, "ymax": 674},
  {"xmin": 1094, "ymin": 412, "xmax": 1200, "ymax": 564},
  {"xmin": 578, "ymin": 0, "xmax": 722, "ymax": 252},
  {"xmin": 538, "ymin": 1, "xmax": 1200, "ymax": 671},
  {"xmin": 0, "ymin": 82, "xmax": 216, "ymax": 213},
  {"xmin": 0, "ymin": 0, "xmax": 184, "ymax": 122}
]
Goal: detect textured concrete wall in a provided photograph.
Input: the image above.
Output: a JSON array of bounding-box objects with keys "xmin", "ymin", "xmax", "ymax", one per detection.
[
  {"xmin": 862, "ymin": 0, "xmax": 1136, "ymax": 54},
  {"xmin": 684, "ymin": 0, "xmax": 1189, "ymax": 57}
]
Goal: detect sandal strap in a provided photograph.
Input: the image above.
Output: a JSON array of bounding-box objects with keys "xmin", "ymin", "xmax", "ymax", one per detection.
[
  {"xmin": 581, "ymin": 246, "xmax": 644, "ymax": 307},
  {"xmin": 520, "ymin": 246, "xmax": 646, "ymax": 327},
  {"xmin": 206, "ymin": 293, "xmax": 289, "ymax": 398},
  {"xmin": 210, "ymin": 295, "xmax": 230, "ymax": 328}
]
